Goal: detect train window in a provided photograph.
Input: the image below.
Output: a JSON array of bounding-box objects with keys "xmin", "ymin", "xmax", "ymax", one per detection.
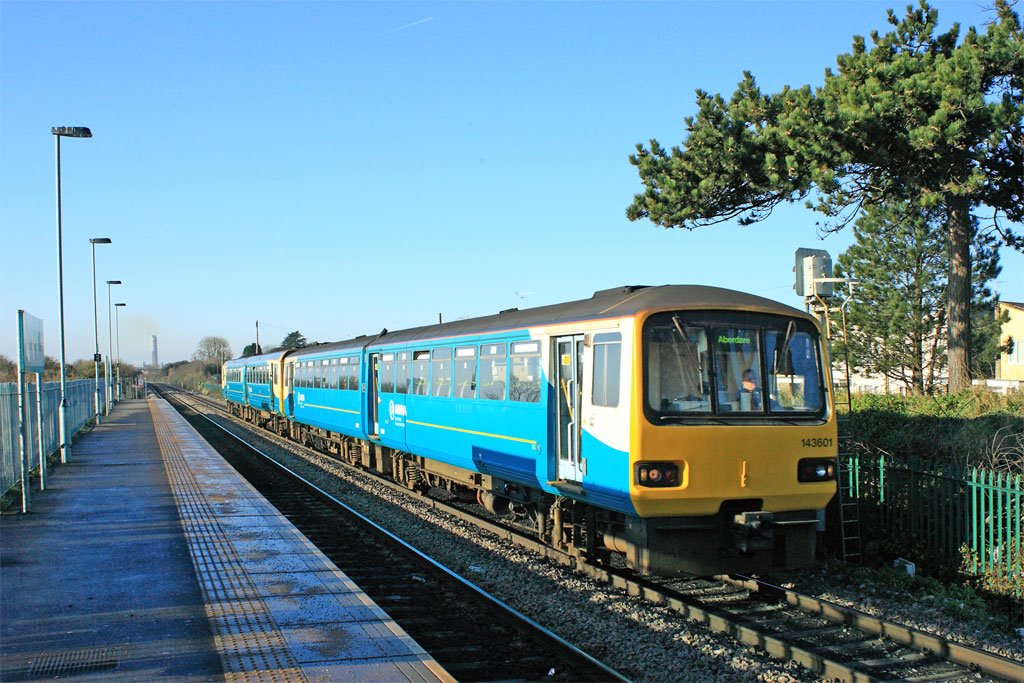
[
  {"xmin": 510, "ymin": 341, "xmax": 540, "ymax": 403},
  {"xmin": 645, "ymin": 319, "xmax": 712, "ymax": 414},
  {"xmin": 765, "ymin": 327, "xmax": 823, "ymax": 413},
  {"xmin": 644, "ymin": 312, "xmax": 825, "ymax": 421},
  {"xmin": 342, "ymin": 357, "xmax": 353, "ymax": 390},
  {"xmin": 412, "ymin": 351, "xmax": 430, "ymax": 395},
  {"xmin": 479, "ymin": 343, "xmax": 507, "ymax": 400},
  {"xmin": 396, "ymin": 351, "xmax": 411, "ymax": 395},
  {"xmin": 592, "ymin": 332, "xmax": 622, "ymax": 407},
  {"xmin": 431, "ymin": 348, "xmax": 452, "ymax": 397},
  {"xmin": 454, "ymin": 347, "xmax": 476, "ymax": 398},
  {"xmin": 713, "ymin": 329, "xmax": 762, "ymax": 413},
  {"xmin": 349, "ymin": 356, "xmax": 360, "ymax": 390},
  {"xmin": 379, "ymin": 354, "xmax": 395, "ymax": 393}
]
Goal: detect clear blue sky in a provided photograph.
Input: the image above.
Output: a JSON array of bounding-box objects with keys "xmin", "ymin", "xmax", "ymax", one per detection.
[{"xmin": 2, "ymin": 1, "xmax": 1020, "ymax": 366}]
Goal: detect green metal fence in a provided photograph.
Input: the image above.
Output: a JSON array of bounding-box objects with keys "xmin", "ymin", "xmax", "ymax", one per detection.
[{"xmin": 844, "ymin": 452, "xmax": 1022, "ymax": 593}]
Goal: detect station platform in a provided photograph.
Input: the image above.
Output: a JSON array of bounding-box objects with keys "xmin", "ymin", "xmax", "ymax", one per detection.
[{"xmin": 1, "ymin": 397, "xmax": 452, "ymax": 682}]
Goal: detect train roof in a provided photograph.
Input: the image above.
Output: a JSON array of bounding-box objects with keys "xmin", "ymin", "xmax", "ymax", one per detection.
[
  {"xmin": 279, "ymin": 284, "xmax": 813, "ymax": 358},
  {"xmin": 223, "ymin": 349, "xmax": 291, "ymax": 366}
]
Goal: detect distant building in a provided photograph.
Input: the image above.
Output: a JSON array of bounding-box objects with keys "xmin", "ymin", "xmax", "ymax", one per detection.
[
  {"xmin": 151, "ymin": 335, "xmax": 159, "ymax": 368},
  {"xmin": 995, "ymin": 301, "xmax": 1024, "ymax": 383}
]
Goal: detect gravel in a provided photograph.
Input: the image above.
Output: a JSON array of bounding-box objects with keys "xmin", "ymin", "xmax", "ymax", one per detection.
[{"xmin": 198, "ymin": 399, "xmax": 1023, "ymax": 681}]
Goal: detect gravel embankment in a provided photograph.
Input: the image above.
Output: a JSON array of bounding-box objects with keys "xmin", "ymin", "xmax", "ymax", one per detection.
[{"xmin": 199, "ymin": 401, "xmax": 1023, "ymax": 680}]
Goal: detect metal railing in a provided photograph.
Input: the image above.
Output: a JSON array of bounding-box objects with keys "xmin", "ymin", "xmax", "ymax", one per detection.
[
  {"xmin": 0, "ymin": 379, "xmax": 105, "ymax": 497},
  {"xmin": 843, "ymin": 451, "xmax": 1022, "ymax": 594}
]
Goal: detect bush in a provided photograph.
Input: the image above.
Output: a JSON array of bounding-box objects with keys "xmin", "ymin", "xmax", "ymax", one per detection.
[{"xmin": 843, "ymin": 390, "xmax": 1024, "ymax": 472}]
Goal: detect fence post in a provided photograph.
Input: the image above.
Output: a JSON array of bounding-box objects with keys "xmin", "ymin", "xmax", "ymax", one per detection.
[{"xmin": 878, "ymin": 453, "xmax": 885, "ymax": 504}]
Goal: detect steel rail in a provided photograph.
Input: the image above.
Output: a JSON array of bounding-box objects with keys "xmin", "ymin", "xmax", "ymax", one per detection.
[
  {"xmin": 156, "ymin": 386, "xmax": 629, "ymax": 683},
  {"xmin": 173, "ymin": 386, "xmax": 1024, "ymax": 683},
  {"xmin": 726, "ymin": 574, "xmax": 1024, "ymax": 682}
]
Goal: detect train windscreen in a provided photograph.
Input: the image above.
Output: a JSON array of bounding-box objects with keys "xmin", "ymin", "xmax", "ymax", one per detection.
[{"xmin": 643, "ymin": 312, "xmax": 825, "ymax": 421}]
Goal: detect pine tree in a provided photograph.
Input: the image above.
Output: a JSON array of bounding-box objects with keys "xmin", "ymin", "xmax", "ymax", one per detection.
[
  {"xmin": 837, "ymin": 204, "xmax": 947, "ymax": 393},
  {"xmin": 836, "ymin": 202, "xmax": 1005, "ymax": 392},
  {"xmin": 280, "ymin": 331, "xmax": 308, "ymax": 349},
  {"xmin": 627, "ymin": 0, "xmax": 1022, "ymax": 392}
]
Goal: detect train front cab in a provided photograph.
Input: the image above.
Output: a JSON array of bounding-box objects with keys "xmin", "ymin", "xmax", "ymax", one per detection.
[{"xmin": 619, "ymin": 308, "xmax": 838, "ymax": 577}]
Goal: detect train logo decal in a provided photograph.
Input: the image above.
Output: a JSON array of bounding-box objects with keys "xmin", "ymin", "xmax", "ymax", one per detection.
[{"xmin": 389, "ymin": 400, "xmax": 407, "ymax": 427}]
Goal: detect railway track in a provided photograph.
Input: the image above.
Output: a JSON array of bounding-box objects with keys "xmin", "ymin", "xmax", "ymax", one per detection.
[
  {"xmin": 161, "ymin": 385, "xmax": 1024, "ymax": 682},
  {"xmin": 154, "ymin": 385, "xmax": 626, "ymax": 683}
]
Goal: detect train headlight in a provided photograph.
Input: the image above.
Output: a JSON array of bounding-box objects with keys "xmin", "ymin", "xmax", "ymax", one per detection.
[
  {"xmin": 635, "ymin": 462, "xmax": 679, "ymax": 488},
  {"xmin": 798, "ymin": 458, "xmax": 835, "ymax": 483}
]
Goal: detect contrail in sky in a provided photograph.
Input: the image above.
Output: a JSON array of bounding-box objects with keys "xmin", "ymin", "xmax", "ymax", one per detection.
[{"xmin": 377, "ymin": 17, "xmax": 434, "ymax": 36}]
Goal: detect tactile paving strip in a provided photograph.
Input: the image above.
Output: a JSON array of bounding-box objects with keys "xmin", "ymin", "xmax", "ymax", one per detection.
[
  {"xmin": 150, "ymin": 400, "xmax": 306, "ymax": 683},
  {"xmin": 28, "ymin": 646, "xmax": 123, "ymax": 678}
]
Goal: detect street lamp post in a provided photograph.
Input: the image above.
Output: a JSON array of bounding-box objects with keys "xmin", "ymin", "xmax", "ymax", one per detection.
[
  {"xmin": 89, "ymin": 237, "xmax": 111, "ymax": 425},
  {"xmin": 105, "ymin": 279, "xmax": 121, "ymax": 414},
  {"xmin": 115, "ymin": 303, "xmax": 126, "ymax": 400},
  {"xmin": 53, "ymin": 126, "xmax": 92, "ymax": 463}
]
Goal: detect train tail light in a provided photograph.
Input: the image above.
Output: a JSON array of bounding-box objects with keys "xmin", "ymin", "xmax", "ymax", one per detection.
[
  {"xmin": 636, "ymin": 462, "xmax": 679, "ymax": 488},
  {"xmin": 798, "ymin": 458, "xmax": 835, "ymax": 483}
]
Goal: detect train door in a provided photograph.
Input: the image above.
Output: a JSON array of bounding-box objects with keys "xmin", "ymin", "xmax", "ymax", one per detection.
[
  {"xmin": 285, "ymin": 362, "xmax": 294, "ymax": 416},
  {"xmin": 367, "ymin": 353, "xmax": 380, "ymax": 437},
  {"xmin": 369, "ymin": 351, "xmax": 407, "ymax": 446},
  {"xmin": 554, "ymin": 334, "xmax": 585, "ymax": 482}
]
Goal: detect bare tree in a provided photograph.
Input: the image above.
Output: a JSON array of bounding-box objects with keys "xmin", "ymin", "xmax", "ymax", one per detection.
[{"xmin": 193, "ymin": 336, "xmax": 233, "ymax": 363}]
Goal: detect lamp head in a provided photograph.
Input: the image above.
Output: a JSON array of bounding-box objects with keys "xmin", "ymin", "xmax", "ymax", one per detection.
[
  {"xmin": 107, "ymin": 280, "xmax": 122, "ymax": 285},
  {"xmin": 90, "ymin": 237, "xmax": 112, "ymax": 244},
  {"xmin": 115, "ymin": 303, "xmax": 127, "ymax": 307},
  {"xmin": 52, "ymin": 127, "xmax": 92, "ymax": 138}
]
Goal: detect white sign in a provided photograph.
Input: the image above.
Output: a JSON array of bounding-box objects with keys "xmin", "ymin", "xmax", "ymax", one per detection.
[{"xmin": 18, "ymin": 311, "xmax": 44, "ymax": 374}]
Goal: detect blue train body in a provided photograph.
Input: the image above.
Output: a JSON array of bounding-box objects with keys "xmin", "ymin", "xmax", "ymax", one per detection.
[{"xmin": 222, "ymin": 285, "xmax": 838, "ymax": 576}]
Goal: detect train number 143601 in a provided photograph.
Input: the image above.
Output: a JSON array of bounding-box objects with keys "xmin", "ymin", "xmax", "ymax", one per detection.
[{"xmin": 801, "ymin": 438, "xmax": 834, "ymax": 448}]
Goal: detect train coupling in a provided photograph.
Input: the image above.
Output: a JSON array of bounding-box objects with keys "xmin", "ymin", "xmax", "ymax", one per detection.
[
  {"xmin": 732, "ymin": 511, "xmax": 775, "ymax": 554},
  {"xmin": 733, "ymin": 510, "xmax": 774, "ymax": 530}
]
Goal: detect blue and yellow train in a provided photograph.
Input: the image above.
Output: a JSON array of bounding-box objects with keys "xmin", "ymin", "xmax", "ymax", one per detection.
[{"xmin": 223, "ymin": 285, "xmax": 837, "ymax": 576}]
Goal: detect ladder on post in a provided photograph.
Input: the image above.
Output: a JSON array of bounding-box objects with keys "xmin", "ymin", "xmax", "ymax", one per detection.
[
  {"xmin": 813, "ymin": 289, "xmax": 862, "ymax": 564},
  {"xmin": 835, "ymin": 428, "xmax": 862, "ymax": 563}
]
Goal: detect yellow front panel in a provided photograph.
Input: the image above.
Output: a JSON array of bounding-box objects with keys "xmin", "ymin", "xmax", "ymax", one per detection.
[{"xmin": 629, "ymin": 420, "xmax": 837, "ymax": 517}]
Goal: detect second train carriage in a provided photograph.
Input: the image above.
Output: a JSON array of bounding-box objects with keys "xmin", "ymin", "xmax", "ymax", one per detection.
[{"xmin": 223, "ymin": 285, "xmax": 838, "ymax": 576}]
